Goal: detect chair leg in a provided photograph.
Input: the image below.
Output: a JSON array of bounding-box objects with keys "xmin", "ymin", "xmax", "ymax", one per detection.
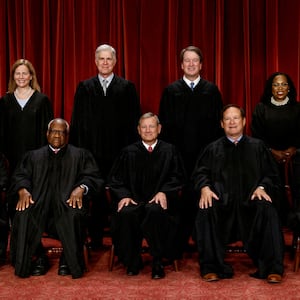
[
  {"xmin": 109, "ymin": 244, "xmax": 115, "ymax": 271},
  {"xmin": 294, "ymin": 236, "xmax": 300, "ymax": 272},
  {"xmin": 173, "ymin": 259, "xmax": 179, "ymax": 272},
  {"xmin": 108, "ymin": 243, "xmax": 178, "ymax": 272},
  {"xmin": 83, "ymin": 244, "xmax": 89, "ymax": 272}
]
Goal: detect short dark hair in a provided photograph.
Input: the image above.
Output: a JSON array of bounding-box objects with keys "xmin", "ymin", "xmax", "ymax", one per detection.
[
  {"xmin": 221, "ymin": 104, "xmax": 245, "ymax": 119},
  {"xmin": 180, "ymin": 46, "xmax": 203, "ymax": 63}
]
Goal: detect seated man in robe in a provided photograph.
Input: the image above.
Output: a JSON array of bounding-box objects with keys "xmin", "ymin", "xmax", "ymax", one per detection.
[
  {"xmin": 192, "ymin": 104, "xmax": 284, "ymax": 284},
  {"xmin": 0, "ymin": 153, "xmax": 8, "ymax": 263},
  {"xmin": 9, "ymin": 118, "xmax": 103, "ymax": 279},
  {"xmin": 108, "ymin": 112, "xmax": 186, "ymax": 279}
]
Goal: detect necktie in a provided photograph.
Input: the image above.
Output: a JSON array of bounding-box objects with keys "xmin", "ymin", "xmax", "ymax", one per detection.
[
  {"xmin": 54, "ymin": 149, "xmax": 59, "ymax": 154},
  {"xmin": 234, "ymin": 140, "xmax": 238, "ymax": 146},
  {"xmin": 148, "ymin": 146, "xmax": 153, "ymax": 153},
  {"xmin": 190, "ymin": 82, "xmax": 194, "ymax": 91},
  {"xmin": 102, "ymin": 79, "xmax": 107, "ymax": 96}
]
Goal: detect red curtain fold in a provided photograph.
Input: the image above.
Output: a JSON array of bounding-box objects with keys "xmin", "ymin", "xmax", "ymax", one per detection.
[
  {"xmin": 1, "ymin": 0, "xmax": 299, "ymax": 132},
  {"xmin": 0, "ymin": 0, "xmax": 8, "ymax": 93}
]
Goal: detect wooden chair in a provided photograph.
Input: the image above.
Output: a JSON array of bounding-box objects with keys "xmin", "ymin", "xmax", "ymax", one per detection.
[
  {"xmin": 106, "ymin": 187, "xmax": 179, "ymax": 272},
  {"xmin": 42, "ymin": 234, "xmax": 90, "ymax": 271},
  {"xmin": 41, "ymin": 193, "xmax": 92, "ymax": 272}
]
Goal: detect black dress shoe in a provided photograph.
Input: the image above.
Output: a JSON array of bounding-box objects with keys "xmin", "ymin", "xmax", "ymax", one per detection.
[
  {"xmin": 31, "ymin": 255, "xmax": 50, "ymax": 276},
  {"xmin": 126, "ymin": 266, "xmax": 140, "ymax": 276},
  {"xmin": 72, "ymin": 272, "xmax": 83, "ymax": 279},
  {"xmin": 126, "ymin": 256, "xmax": 143, "ymax": 276},
  {"xmin": 58, "ymin": 264, "xmax": 71, "ymax": 276},
  {"xmin": 58, "ymin": 254, "xmax": 71, "ymax": 276},
  {"xmin": 151, "ymin": 263, "xmax": 165, "ymax": 279}
]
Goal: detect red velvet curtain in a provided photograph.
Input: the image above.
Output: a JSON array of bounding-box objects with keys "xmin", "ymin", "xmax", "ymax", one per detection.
[{"xmin": 1, "ymin": 0, "xmax": 299, "ymax": 133}]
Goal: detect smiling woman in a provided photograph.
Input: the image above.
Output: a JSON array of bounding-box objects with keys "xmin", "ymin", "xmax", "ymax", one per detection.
[
  {"xmin": 0, "ymin": 59, "xmax": 54, "ymax": 172},
  {"xmin": 251, "ymin": 72, "xmax": 300, "ymax": 227}
]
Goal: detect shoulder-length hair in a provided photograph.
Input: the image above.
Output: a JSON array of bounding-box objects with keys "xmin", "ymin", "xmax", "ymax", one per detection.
[{"xmin": 8, "ymin": 59, "xmax": 41, "ymax": 93}]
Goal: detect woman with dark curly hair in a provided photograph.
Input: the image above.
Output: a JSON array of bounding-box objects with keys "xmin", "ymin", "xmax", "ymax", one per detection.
[{"xmin": 251, "ymin": 72, "xmax": 300, "ymax": 228}]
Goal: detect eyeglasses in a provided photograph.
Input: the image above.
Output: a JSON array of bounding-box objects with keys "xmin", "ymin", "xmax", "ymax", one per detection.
[
  {"xmin": 272, "ymin": 83, "xmax": 289, "ymax": 88},
  {"xmin": 48, "ymin": 129, "xmax": 67, "ymax": 136}
]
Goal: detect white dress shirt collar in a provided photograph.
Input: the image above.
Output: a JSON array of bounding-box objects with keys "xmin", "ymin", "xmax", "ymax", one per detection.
[
  {"xmin": 183, "ymin": 75, "xmax": 201, "ymax": 87},
  {"xmin": 98, "ymin": 73, "xmax": 114, "ymax": 86},
  {"xmin": 142, "ymin": 140, "xmax": 158, "ymax": 150}
]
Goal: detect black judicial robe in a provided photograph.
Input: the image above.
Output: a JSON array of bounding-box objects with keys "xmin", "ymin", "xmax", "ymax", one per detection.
[
  {"xmin": 108, "ymin": 140, "xmax": 186, "ymax": 206},
  {"xmin": 108, "ymin": 140, "xmax": 186, "ymax": 262},
  {"xmin": 159, "ymin": 78, "xmax": 223, "ymax": 176},
  {"xmin": 70, "ymin": 75, "xmax": 141, "ymax": 178},
  {"xmin": 251, "ymin": 101, "xmax": 300, "ymax": 225},
  {"xmin": 251, "ymin": 101, "xmax": 300, "ymax": 150},
  {"xmin": 9, "ymin": 145, "xmax": 103, "ymax": 278},
  {"xmin": 192, "ymin": 135, "xmax": 284, "ymax": 277},
  {"xmin": 0, "ymin": 91, "xmax": 53, "ymax": 171},
  {"xmin": 0, "ymin": 154, "xmax": 8, "ymax": 192},
  {"xmin": 0, "ymin": 153, "xmax": 8, "ymax": 254}
]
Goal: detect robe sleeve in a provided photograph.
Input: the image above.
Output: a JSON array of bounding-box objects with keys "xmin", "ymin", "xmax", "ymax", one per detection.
[
  {"xmin": 157, "ymin": 145, "xmax": 187, "ymax": 194},
  {"xmin": 107, "ymin": 150, "xmax": 133, "ymax": 202},
  {"xmin": 251, "ymin": 103, "xmax": 268, "ymax": 144},
  {"xmin": 0, "ymin": 153, "xmax": 8, "ymax": 190},
  {"xmin": 69, "ymin": 82, "xmax": 90, "ymax": 147},
  {"xmin": 71, "ymin": 149, "xmax": 104, "ymax": 196}
]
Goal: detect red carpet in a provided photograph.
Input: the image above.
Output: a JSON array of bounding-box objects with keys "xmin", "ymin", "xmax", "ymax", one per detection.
[{"xmin": 0, "ymin": 230, "xmax": 299, "ymax": 299}]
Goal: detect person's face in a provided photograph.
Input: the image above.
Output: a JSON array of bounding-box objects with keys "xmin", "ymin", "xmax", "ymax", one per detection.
[
  {"xmin": 95, "ymin": 50, "xmax": 116, "ymax": 77},
  {"xmin": 221, "ymin": 107, "xmax": 246, "ymax": 139},
  {"xmin": 13, "ymin": 65, "xmax": 32, "ymax": 89},
  {"xmin": 181, "ymin": 50, "xmax": 202, "ymax": 80},
  {"xmin": 47, "ymin": 121, "xmax": 69, "ymax": 149},
  {"xmin": 137, "ymin": 117, "xmax": 161, "ymax": 145},
  {"xmin": 272, "ymin": 74, "xmax": 289, "ymax": 102}
]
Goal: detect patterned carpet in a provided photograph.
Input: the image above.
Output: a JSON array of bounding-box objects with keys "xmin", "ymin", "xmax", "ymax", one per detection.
[{"xmin": 0, "ymin": 230, "xmax": 299, "ymax": 299}]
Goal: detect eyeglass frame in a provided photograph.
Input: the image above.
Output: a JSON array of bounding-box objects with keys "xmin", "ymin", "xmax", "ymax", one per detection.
[
  {"xmin": 272, "ymin": 82, "xmax": 289, "ymax": 88},
  {"xmin": 48, "ymin": 129, "xmax": 67, "ymax": 136}
]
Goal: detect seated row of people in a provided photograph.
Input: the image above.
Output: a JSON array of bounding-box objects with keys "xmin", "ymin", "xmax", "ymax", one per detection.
[{"xmin": 0, "ymin": 107, "xmax": 288, "ymax": 284}]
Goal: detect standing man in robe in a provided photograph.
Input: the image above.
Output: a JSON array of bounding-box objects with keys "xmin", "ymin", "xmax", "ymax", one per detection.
[
  {"xmin": 70, "ymin": 44, "xmax": 141, "ymax": 248},
  {"xmin": 9, "ymin": 118, "xmax": 103, "ymax": 279},
  {"xmin": 159, "ymin": 46, "xmax": 223, "ymax": 251},
  {"xmin": 108, "ymin": 112, "xmax": 186, "ymax": 279},
  {"xmin": 192, "ymin": 104, "xmax": 284, "ymax": 283}
]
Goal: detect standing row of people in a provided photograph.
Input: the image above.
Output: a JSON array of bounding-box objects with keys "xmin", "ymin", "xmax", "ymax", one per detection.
[{"xmin": 0, "ymin": 45, "xmax": 299, "ymax": 284}]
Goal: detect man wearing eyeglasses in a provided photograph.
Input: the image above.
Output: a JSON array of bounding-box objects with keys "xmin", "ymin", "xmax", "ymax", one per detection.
[{"xmin": 8, "ymin": 118, "xmax": 103, "ymax": 279}]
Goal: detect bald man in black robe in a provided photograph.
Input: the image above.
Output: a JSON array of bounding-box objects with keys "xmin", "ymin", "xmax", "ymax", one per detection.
[
  {"xmin": 192, "ymin": 104, "xmax": 284, "ymax": 284},
  {"xmin": 9, "ymin": 118, "xmax": 103, "ymax": 279},
  {"xmin": 108, "ymin": 113, "xmax": 186, "ymax": 279}
]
